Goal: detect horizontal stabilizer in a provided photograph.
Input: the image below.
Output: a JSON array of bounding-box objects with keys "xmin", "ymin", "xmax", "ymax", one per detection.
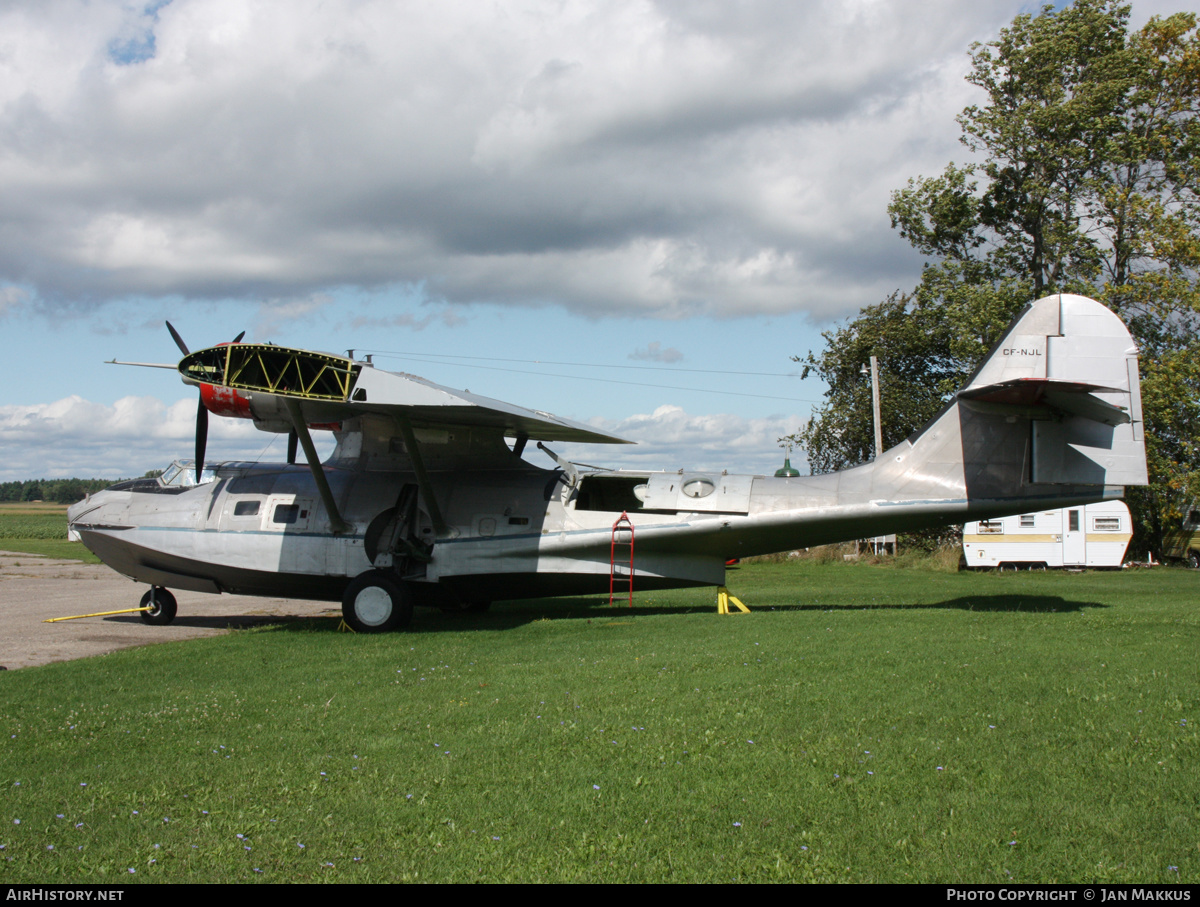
[{"xmin": 958, "ymin": 378, "xmax": 1131, "ymax": 425}]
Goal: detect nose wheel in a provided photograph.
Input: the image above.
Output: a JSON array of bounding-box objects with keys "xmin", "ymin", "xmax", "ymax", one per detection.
[{"xmin": 139, "ymin": 587, "xmax": 178, "ymax": 625}]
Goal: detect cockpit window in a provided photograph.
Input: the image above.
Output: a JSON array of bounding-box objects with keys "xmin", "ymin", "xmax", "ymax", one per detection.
[{"xmin": 158, "ymin": 460, "xmax": 218, "ymax": 487}]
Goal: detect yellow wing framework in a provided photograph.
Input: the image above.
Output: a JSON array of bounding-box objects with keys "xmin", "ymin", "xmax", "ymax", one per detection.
[{"xmin": 180, "ymin": 345, "xmax": 360, "ymax": 402}]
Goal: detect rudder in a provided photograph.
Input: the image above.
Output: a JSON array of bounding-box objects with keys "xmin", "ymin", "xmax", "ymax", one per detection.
[{"xmin": 956, "ymin": 294, "xmax": 1146, "ymax": 487}]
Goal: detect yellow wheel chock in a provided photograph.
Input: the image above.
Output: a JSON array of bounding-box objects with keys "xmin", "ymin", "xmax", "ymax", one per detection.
[{"xmin": 716, "ymin": 586, "xmax": 750, "ymax": 614}]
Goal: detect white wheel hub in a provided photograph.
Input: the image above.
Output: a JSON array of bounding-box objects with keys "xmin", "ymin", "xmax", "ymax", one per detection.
[{"xmin": 354, "ymin": 586, "xmax": 393, "ymax": 626}]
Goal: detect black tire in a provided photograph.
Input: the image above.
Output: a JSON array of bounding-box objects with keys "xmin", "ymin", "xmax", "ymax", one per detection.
[
  {"xmin": 1189, "ymin": 551, "xmax": 1200, "ymax": 570},
  {"xmin": 342, "ymin": 570, "xmax": 413, "ymax": 633},
  {"xmin": 139, "ymin": 587, "xmax": 178, "ymax": 625}
]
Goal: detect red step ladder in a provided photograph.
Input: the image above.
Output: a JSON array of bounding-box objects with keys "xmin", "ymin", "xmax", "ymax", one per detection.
[{"xmin": 610, "ymin": 512, "xmax": 634, "ymax": 607}]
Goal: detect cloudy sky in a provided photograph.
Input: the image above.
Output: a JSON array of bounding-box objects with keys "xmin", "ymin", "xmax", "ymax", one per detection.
[{"xmin": 0, "ymin": 0, "xmax": 1180, "ymax": 481}]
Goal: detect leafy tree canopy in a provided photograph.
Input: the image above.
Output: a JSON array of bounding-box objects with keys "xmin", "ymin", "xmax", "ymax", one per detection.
[
  {"xmin": 0, "ymin": 478, "xmax": 119, "ymax": 505},
  {"xmin": 790, "ymin": 0, "xmax": 1200, "ymax": 555}
]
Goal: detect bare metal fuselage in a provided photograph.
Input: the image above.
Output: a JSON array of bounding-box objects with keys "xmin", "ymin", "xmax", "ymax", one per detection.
[
  {"xmin": 68, "ymin": 293, "xmax": 1147, "ymax": 612},
  {"xmin": 68, "ymin": 414, "xmax": 1123, "ymax": 607}
]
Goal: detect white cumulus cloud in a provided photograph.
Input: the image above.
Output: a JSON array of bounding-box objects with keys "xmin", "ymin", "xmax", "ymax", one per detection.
[
  {"xmin": 562, "ymin": 403, "xmax": 803, "ymax": 475},
  {"xmin": 0, "ymin": 0, "xmax": 1031, "ymax": 320},
  {"xmin": 0, "ymin": 394, "xmax": 310, "ymax": 480}
]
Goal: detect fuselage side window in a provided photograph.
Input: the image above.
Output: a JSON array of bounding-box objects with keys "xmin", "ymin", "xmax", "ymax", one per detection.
[
  {"xmin": 273, "ymin": 504, "xmax": 301, "ymax": 525},
  {"xmin": 234, "ymin": 500, "xmax": 260, "ymax": 517}
]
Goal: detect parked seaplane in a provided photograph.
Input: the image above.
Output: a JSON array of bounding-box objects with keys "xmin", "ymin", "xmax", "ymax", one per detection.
[{"xmin": 68, "ymin": 293, "xmax": 1147, "ymax": 631}]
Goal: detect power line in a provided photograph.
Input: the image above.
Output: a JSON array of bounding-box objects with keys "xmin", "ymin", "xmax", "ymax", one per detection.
[
  {"xmin": 359, "ymin": 348, "xmax": 804, "ymax": 379},
  {"xmin": 361, "ymin": 351, "xmax": 824, "ymax": 404}
]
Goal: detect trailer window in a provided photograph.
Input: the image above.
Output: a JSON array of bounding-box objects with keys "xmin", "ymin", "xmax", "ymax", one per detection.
[
  {"xmin": 1019, "ymin": 514, "xmax": 1035, "ymax": 528},
  {"xmin": 977, "ymin": 521, "xmax": 1003, "ymax": 534},
  {"xmin": 1068, "ymin": 510, "xmax": 1080, "ymax": 532},
  {"xmin": 1093, "ymin": 516, "xmax": 1121, "ymax": 532}
]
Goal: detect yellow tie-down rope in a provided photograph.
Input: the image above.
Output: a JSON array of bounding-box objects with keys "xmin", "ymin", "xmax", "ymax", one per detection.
[{"xmin": 44, "ymin": 606, "xmax": 151, "ymax": 623}]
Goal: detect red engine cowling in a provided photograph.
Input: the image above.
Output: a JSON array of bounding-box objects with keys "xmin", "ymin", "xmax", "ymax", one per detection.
[{"xmin": 199, "ymin": 383, "xmax": 253, "ymax": 419}]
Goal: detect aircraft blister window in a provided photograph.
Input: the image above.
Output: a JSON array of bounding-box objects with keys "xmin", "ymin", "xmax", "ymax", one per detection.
[{"xmin": 234, "ymin": 500, "xmax": 260, "ymax": 517}]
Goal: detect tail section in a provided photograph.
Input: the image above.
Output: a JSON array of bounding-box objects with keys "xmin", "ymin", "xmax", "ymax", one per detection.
[
  {"xmin": 845, "ymin": 292, "xmax": 1146, "ymax": 529},
  {"xmin": 954, "ymin": 293, "xmax": 1146, "ymax": 489}
]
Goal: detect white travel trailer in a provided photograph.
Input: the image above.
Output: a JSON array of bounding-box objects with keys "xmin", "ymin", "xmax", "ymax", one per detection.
[{"xmin": 962, "ymin": 501, "xmax": 1133, "ymax": 570}]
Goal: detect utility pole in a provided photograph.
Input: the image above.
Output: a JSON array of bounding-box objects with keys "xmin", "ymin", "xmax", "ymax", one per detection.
[
  {"xmin": 869, "ymin": 355, "xmax": 883, "ymax": 458},
  {"xmin": 860, "ymin": 356, "xmax": 884, "ymax": 458},
  {"xmin": 859, "ymin": 355, "xmax": 894, "ymax": 556}
]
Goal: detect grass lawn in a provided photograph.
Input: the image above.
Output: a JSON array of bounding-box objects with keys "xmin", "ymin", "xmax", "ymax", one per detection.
[{"xmin": 1, "ymin": 558, "xmax": 1197, "ymax": 882}]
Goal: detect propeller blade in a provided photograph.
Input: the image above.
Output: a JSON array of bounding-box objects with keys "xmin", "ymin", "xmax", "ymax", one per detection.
[
  {"xmin": 287, "ymin": 430, "xmax": 298, "ymax": 465},
  {"xmin": 195, "ymin": 398, "xmax": 208, "ymax": 483},
  {"xmin": 232, "ymin": 331, "xmax": 245, "ymax": 343},
  {"xmin": 166, "ymin": 321, "xmax": 190, "ymax": 356}
]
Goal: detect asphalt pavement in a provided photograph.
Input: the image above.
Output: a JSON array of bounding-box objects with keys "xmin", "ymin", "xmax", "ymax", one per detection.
[{"xmin": 0, "ymin": 551, "xmax": 339, "ymax": 670}]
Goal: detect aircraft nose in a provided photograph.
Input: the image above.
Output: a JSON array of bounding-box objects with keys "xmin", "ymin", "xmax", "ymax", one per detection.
[
  {"xmin": 67, "ymin": 488, "xmax": 121, "ymax": 527},
  {"xmin": 66, "ymin": 496, "xmax": 91, "ymax": 523}
]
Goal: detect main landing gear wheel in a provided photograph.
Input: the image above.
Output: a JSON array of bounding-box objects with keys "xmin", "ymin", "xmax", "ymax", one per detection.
[
  {"xmin": 139, "ymin": 587, "xmax": 178, "ymax": 625},
  {"xmin": 342, "ymin": 570, "xmax": 413, "ymax": 633}
]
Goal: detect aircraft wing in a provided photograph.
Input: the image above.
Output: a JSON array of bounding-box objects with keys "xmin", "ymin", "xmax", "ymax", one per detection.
[{"xmin": 179, "ymin": 343, "xmax": 630, "ymax": 444}]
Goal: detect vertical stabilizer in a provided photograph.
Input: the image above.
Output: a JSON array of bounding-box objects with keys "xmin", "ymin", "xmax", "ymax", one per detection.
[{"xmin": 956, "ymin": 294, "xmax": 1147, "ymax": 487}]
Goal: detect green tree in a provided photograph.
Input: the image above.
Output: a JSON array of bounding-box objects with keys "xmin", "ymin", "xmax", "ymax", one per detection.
[{"xmin": 795, "ymin": 0, "xmax": 1200, "ymax": 555}]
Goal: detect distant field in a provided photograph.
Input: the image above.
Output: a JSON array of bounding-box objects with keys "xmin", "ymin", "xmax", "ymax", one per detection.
[
  {"xmin": 1, "ymin": 561, "xmax": 1197, "ymax": 883},
  {"xmin": 0, "ymin": 505, "xmax": 100, "ymax": 562},
  {"xmin": 0, "ymin": 504, "xmax": 69, "ymax": 539},
  {"xmin": 0, "ymin": 502, "xmax": 71, "ymax": 513}
]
